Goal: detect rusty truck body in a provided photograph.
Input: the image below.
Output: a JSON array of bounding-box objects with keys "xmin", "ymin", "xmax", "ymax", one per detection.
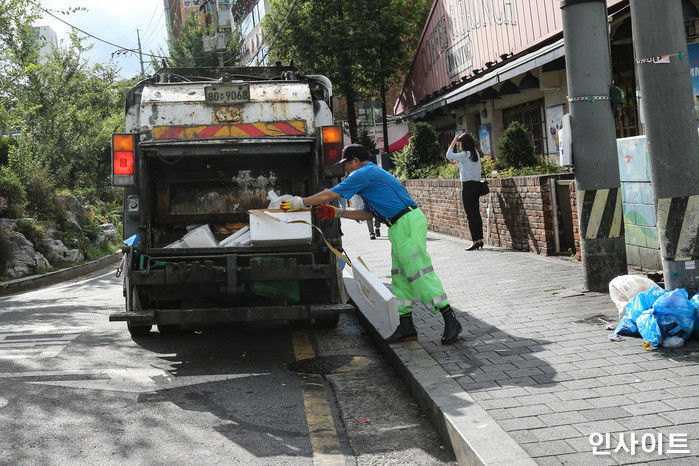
[{"xmin": 109, "ymin": 66, "xmax": 351, "ymax": 337}]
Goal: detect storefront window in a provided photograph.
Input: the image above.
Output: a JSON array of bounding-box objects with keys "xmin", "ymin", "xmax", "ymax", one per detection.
[{"xmin": 502, "ymin": 98, "xmax": 548, "ymax": 155}]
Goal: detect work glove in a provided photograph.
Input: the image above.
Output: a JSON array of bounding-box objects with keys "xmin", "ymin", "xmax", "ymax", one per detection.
[
  {"xmin": 315, "ymin": 204, "xmax": 343, "ymax": 221},
  {"xmin": 280, "ymin": 196, "xmax": 305, "ymax": 212}
]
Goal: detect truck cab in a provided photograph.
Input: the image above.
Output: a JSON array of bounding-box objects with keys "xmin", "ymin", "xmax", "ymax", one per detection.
[{"xmin": 110, "ymin": 66, "xmax": 351, "ymax": 337}]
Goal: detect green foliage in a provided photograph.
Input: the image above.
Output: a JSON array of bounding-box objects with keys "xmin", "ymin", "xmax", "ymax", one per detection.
[
  {"xmin": 391, "ymin": 145, "xmax": 410, "ymax": 179},
  {"xmin": 493, "ymin": 158, "xmax": 566, "ymax": 178},
  {"xmin": 0, "ymin": 137, "xmax": 16, "ymax": 166},
  {"xmin": 158, "ymin": 13, "xmax": 242, "ymax": 68},
  {"xmin": 357, "ymin": 128, "xmax": 379, "ymax": 158},
  {"xmin": 404, "ymin": 122, "xmax": 442, "ymax": 177},
  {"xmin": 497, "ymin": 121, "xmax": 538, "ymax": 169},
  {"xmin": 16, "ymin": 218, "xmax": 48, "ymax": 256},
  {"xmin": 481, "ymin": 156, "xmax": 497, "ymax": 178},
  {"xmin": 24, "ymin": 170, "xmax": 62, "ymax": 220},
  {"xmin": 0, "ymin": 166, "xmax": 26, "ymax": 218},
  {"xmin": 0, "ymin": 227, "xmax": 12, "ymax": 275}
]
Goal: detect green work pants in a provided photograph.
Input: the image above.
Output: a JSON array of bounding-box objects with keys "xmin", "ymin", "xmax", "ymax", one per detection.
[{"xmin": 388, "ymin": 208, "xmax": 449, "ymax": 316}]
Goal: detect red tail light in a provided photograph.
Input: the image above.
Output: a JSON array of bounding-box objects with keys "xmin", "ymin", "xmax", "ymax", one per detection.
[
  {"xmin": 112, "ymin": 134, "xmax": 136, "ymax": 186},
  {"xmin": 322, "ymin": 126, "xmax": 343, "ymax": 166}
]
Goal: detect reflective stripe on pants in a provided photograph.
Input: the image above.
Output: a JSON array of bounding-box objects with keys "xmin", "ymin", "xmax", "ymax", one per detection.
[{"xmin": 389, "ymin": 208, "xmax": 449, "ymax": 316}]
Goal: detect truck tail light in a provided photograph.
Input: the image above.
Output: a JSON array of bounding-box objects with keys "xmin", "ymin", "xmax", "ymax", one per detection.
[
  {"xmin": 322, "ymin": 126, "xmax": 343, "ymax": 166},
  {"xmin": 112, "ymin": 134, "xmax": 136, "ymax": 186}
]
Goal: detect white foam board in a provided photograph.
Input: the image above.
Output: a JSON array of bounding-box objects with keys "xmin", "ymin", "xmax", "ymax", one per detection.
[
  {"xmin": 181, "ymin": 224, "xmax": 218, "ymax": 248},
  {"xmin": 219, "ymin": 226, "xmax": 250, "ymax": 247},
  {"xmin": 344, "ymin": 256, "xmax": 399, "ymax": 338},
  {"xmin": 249, "ymin": 209, "xmax": 312, "ymax": 246}
]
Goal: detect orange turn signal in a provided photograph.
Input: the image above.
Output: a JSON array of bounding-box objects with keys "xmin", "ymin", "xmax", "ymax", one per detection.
[
  {"xmin": 322, "ymin": 126, "xmax": 343, "ymax": 144},
  {"xmin": 112, "ymin": 134, "xmax": 134, "ymax": 151}
]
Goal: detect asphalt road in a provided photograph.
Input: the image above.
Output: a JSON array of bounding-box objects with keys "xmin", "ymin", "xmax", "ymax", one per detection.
[{"xmin": 0, "ymin": 266, "xmax": 453, "ymax": 464}]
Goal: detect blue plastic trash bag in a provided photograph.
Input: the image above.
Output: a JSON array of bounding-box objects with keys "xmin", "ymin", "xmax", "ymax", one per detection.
[
  {"xmin": 636, "ymin": 308, "xmax": 661, "ymax": 348},
  {"xmin": 614, "ymin": 315, "xmax": 639, "ymax": 337},
  {"xmin": 625, "ymin": 286, "xmax": 666, "ymax": 320},
  {"xmin": 691, "ymin": 293, "xmax": 699, "ymax": 337},
  {"xmin": 691, "ymin": 293, "xmax": 699, "ymax": 311},
  {"xmin": 637, "ymin": 289, "xmax": 695, "ymax": 349},
  {"xmin": 614, "ymin": 286, "xmax": 666, "ymax": 337},
  {"xmin": 123, "ymin": 234, "xmax": 140, "ymax": 246}
]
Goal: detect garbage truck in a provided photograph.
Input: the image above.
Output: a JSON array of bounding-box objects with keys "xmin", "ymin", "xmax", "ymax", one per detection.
[{"xmin": 109, "ymin": 66, "xmax": 352, "ymax": 337}]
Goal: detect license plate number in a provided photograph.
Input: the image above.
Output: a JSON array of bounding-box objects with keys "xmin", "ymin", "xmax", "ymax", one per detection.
[{"xmin": 204, "ymin": 84, "xmax": 250, "ymax": 105}]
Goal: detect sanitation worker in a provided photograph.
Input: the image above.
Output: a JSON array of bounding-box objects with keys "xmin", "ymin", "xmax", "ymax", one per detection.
[{"xmin": 280, "ymin": 144, "xmax": 462, "ymax": 344}]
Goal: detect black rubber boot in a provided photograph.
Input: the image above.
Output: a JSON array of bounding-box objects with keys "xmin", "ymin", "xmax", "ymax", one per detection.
[
  {"xmin": 385, "ymin": 314, "xmax": 418, "ymax": 343},
  {"xmin": 440, "ymin": 307, "xmax": 462, "ymax": 344}
]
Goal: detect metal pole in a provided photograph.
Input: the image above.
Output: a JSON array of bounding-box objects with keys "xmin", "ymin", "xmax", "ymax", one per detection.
[
  {"xmin": 136, "ymin": 29, "xmax": 145, "ymax": 78},
  {"xmin": 561, "ymin": 0, "xmax": 628, "ymax": 292},
  {"xmin": 630, "ymin": 0, "xmax": 699, "ymax": 292}
]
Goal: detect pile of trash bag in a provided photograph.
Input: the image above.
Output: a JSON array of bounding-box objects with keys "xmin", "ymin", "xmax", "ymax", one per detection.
[{"xmin": 613, "ymin": 285, "xmax": 699, "ymax": 349}]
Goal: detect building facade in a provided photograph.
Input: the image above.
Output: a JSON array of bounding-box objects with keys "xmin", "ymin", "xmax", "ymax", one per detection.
[
  {"xmin": 31, "ymin": 25, "xmax": 57, "ymax": 62},
  {"xmin": 395, "ymin": 0, "xmax": 699, "ymax": 160},
  {"xmin": 234, "ymin": 0, "xmax": 270, "ymax": 66}
]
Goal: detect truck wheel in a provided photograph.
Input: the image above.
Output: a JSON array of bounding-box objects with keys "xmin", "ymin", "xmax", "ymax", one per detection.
[
  {"xmin": 157, "ymin": 324, "xmax": 181, "ymax": 335},
  {"xmin": 127, "ymin": 322, "xmax": 152, "ymax": 338},
  {"xmin": 315, "ymin": 314, "xmax": 340, "ymax": 329}
]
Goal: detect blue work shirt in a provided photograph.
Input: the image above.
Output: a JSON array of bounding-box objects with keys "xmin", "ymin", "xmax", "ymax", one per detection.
[{"xmin": 330, "ymin": 162, "xmax": 417, "ymax": 223}]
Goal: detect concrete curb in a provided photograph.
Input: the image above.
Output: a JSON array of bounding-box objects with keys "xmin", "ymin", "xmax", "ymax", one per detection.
[
  {"xmin": 0, "ymin": 253, "xmax": 121, "ymax": 297},
  {"xmin": 346, "ymin": 278, "xmax": 535, "ymax": 466}
]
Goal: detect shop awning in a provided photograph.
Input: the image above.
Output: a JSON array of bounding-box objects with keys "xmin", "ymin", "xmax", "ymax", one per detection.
[{"xmin": 398, "ymin": 38, "xmax": 565, "ymax": 122}]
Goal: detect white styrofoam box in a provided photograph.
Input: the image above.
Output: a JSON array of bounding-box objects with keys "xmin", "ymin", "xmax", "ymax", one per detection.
[
  {"xmin": 229, "ymin": 231, "xmax": 251, "ymax": 247},
  {"xmin": 181, "ymin": 224, "xmax": 218, "ymax": 248},
  {"xmin": 249, "ymin": 209, "xmax": 312, "ymax": 246},
  {"xmin": 344, "ymin": 256, "xmax": 399, "ymax": 338},
  {"xmin": 219, "ymin": 226, "xmax": 250, "ymax": 247},
  {"xmin": 164, "ymin": 239, "xmax": 185, "ymax": 248}
]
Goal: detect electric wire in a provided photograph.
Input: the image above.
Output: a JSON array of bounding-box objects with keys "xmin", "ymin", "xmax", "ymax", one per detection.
[
  {"xmin": 41, "ymin": 7, "xmax": 170, "ymax": 60},
  {"xmin": 141, "ymin": 2, "xmax": 161, "ymax": 40},
  {"xmin": 258, "ymin": 0, "xmax": 299, "ymax": 64}
]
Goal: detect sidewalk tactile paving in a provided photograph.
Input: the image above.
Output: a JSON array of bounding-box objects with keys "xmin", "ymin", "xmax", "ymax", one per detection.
[{"xmin": 340, "ymin": 219, "xmax": 699, "ymax": 463}]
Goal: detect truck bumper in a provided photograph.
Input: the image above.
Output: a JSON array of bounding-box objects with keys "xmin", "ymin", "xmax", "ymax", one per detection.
[{"xmin": 109, "ymin": 303, "xmax": 355, "ymax": 325}]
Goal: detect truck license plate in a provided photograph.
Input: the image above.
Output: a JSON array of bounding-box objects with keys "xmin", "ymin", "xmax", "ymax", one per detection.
[{"xmin": 204, "ymin": 84, "xmax": 250, "ymax": 105}]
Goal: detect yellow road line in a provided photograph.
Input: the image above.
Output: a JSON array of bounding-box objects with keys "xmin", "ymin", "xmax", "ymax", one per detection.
[{"xmin": 291, "ymin": 329, "xmax": 345, "ymax": 465}]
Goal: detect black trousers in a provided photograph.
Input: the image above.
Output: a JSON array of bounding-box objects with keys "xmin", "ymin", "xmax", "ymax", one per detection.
[{"xmin": 461, "ymin": 181, "xmax": 484, "ymax": 241}]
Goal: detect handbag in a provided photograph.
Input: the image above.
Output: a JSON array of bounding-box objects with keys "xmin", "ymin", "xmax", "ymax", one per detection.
[{"xmin": 478, "ymin": 180, "xmax": 490, "ymax": 196}]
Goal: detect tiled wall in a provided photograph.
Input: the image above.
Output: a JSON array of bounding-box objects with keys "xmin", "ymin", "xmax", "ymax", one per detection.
[{"xmin": 616, "ymin": 136, "xmax": 661, "ymax": 270}]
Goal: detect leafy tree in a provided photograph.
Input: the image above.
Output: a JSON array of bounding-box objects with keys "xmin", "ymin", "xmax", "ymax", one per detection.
[
  {"xmin": 354, "ymin": 0, "xmax": 410, "ymax": 153},
  {"xmin": 497, "ymin": 121, "xmax": 538, "ymax": 169},
  {"xmin": 156, "ymin": 13, "xmax": 242, "ymax": 68},
  {"xmin": 264, "ymin": 0, "xmax": 365, "ymax": 141}
]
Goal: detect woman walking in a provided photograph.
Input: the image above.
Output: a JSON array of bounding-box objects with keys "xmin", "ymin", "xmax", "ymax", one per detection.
[{"xmin": 447, "ymin": 132, "xmax": 484, "ymax": 250}]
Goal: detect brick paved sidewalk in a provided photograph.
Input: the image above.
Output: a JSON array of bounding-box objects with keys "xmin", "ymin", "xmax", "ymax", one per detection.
[{"xmin": 340, "ymin": 218, "xmax": 698, "ymax": 465}]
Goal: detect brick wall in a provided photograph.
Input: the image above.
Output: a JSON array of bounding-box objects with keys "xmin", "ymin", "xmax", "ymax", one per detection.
[
  {"xmin": 569, "ymin": 181, "xmax": 581, "ymax": 256},
  {"xmin": 404, "ymin": 174, "xmax": 575, "ymax": 255}
]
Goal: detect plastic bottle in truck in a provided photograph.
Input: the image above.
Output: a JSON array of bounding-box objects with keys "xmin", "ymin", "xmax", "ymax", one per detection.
[{"xmin": 109, "ymin": 66, "xmax": 352, "ymax": 337}]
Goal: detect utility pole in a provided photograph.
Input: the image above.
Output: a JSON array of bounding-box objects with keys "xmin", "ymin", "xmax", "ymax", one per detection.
[
  {"xmin": 630, "ymin": 0, "xmax": 699, "ymax": 292},
  {"xmin": 561, "ymin": 0, "xmax": 628, "ymax": 292},
  {"xmin": 136, "ymin": 29, "xmax": 145, "ymax": 78}
]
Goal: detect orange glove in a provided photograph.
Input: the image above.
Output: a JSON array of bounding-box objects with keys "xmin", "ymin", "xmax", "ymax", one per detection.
[
  {"xmin": 280, "ymin": 196, "xmax": 305, "ymax": 212},
  {"xmin": 315, "ymin": 204, "xmax": 343, "ymax": 221}
]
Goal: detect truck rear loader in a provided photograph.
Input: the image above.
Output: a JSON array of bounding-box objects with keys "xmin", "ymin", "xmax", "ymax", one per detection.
[{"xmin": 109, "ymin": 66, "xmax": 351, "ymax": 337}]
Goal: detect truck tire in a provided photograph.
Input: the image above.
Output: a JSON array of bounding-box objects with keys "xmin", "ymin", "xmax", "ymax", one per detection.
[
  {"xmin": 127, "ymin": 322, "xmax": 152, "ymax": 338},
  {"xmin": 315, "ymin": 314, "xmax": 340, "ymax": 329},
  {"xmin": 157, "ymin": 324, "xmax": 181, "ymax": 335}
]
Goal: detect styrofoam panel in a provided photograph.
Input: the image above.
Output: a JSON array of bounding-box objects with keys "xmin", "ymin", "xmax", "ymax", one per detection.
[
  {"xmin": 346, "ymin": 256, "xmax": 399, "ymax": 338},
  {"xmin": 219, "ymin": 226, "xmax": 250, "ymax": 247},
  {"xmin": 249, "ymin": 209, "xmax": 312, "ymax": 245}
]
